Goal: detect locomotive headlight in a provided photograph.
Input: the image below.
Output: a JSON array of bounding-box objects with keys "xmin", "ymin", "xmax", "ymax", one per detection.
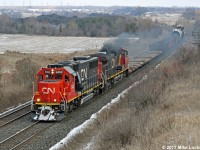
[
  {"xmin": 51, "ymin": 69, "xmax": 54, "ymax": 74},
  {"xmin": 37, "ymin": 98, "xmax": 40, "ymax": 102},
  {"xmin": 54, "ymin": 99, "xmax": 57, "ymax": 102}
]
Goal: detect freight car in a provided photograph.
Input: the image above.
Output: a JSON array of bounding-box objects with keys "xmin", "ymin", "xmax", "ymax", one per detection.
[{"xmin": 31, "ymin": 47, "xmax": 129, "ymax": 121}]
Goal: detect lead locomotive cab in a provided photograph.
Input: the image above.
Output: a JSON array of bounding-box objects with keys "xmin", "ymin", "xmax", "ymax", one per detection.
[{"xmin": 31, "ymin": 56, "xmax": 100, "ymax": 121}]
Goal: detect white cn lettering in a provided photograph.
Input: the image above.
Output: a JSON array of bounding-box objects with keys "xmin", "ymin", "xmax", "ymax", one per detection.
[
  {"xmin": 42, "ymin": 87, "xmax": 55, "ymax": 94},
  {"xmin": 81, "ymin": 68, "xmax": 87, "ymax": 81}
]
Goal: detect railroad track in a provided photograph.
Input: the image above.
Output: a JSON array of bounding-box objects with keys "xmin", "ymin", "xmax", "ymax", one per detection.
[
  {"xmin": 0, "ymin": 121, "xmax": 55, "ymax": 150},
  {"xmin": 0, "ymin": 101, "xmax": 31, "ymax": 119},
  {"xmin": 0, "ymin": 104, "xmax": 31, "ymax": 127},
  {"xmin": 0, "ymin": 111, "xmax": 31, "ymax": 128}
]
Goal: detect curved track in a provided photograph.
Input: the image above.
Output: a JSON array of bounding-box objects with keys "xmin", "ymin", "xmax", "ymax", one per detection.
[
  {"xmin": 0, "ymin": 121, "xmax": 52, "ymax": 150},
  {"xmin": 0, "ymin": 111, "xmax": 31, "ymax": 128},
  {"xmin": 0, "ymin": 102, "xmax": 30, "ymax": 119},
  {"xmin": 0, "ymin": 102, "xmax": 31, "ymax": 127},
  {"xmin": 0, "ymin": 105, "xmax": 33, "ymax": 146}
]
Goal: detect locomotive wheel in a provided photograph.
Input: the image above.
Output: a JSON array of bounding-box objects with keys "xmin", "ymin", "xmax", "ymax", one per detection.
[
  {"xmin": 125, "ymin": 70, "xmax": 129, "ymax": 77},
  {"xmin": 74, "ymin": 98, "xmax": 81, "ymax": 108},
  {"xmin": 99, "ymin": 85, "xmax": 107, "ymax": 94},
  {"xmin": 93, "ymin": 89, "xmax": 99, "ymax": 97},
  {"xmin": 99, "ymin": 88, "xmax": 103, "ymax": 94}
]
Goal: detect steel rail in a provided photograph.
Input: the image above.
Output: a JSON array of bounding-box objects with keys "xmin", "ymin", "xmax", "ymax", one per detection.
[
  {"xmin": 0, "ymin": 111, "xmax": 31, "ymax": 128},
  {"xmin": 0, "ymin": 121, "xmax": 39, "ymax": 145},
  {"xmin": 0, "ymin": 101, "xmax": 31, "ymax": 119}
]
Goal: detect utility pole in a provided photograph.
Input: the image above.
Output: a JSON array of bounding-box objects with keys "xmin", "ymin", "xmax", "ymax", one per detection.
[{"xmin": 192, "ymin": 30, "xmax": 200, "ymax": 56}]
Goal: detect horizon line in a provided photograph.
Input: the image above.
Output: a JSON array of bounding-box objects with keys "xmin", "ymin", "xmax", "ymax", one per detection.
[{"xmin": 0, "ymin": 5, "xmax": 199, "ymax": 8}]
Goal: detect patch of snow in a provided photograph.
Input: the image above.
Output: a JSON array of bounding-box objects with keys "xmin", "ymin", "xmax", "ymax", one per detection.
[
  {"xmin": 156, "ymin": 63, "xmax": 161, "ymax": 68},
  {"xmin": 127, "ymin": 37, "xmax": 140, "ymax": 40},
  {"xmin": 0, "ymin": 34, "xmax": 113, "ymax": 53},
  {"xmin": 49, "ymin": 118, "xmax": 95, "ymax": 150}
]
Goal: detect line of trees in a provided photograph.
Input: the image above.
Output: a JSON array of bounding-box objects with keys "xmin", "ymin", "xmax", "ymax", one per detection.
[
  {"xmin": 183, "ymin": 8, "xmax": 200, "ymax": 25},
  {"xmin": 0, "ymin": 14, "xmax": 155, "ymax": 37}
]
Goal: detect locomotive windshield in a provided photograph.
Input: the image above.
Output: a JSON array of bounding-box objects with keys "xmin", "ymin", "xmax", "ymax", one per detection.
[
  {"xmin": 46, "ymin": 74, "xmax": 53, "ymax": 79},
  {"xmin": 42, "ymin": 69, "xmax": 64, "ymax": 81}
]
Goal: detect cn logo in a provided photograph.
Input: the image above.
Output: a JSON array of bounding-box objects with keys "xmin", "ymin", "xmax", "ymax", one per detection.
[
  {"xmin": 42, "ymin": 87, "xmax": 55, "ymax": 94},
  {"xmin": 81, "ymin": 68, "xmax": 87, "ymax": 81}
]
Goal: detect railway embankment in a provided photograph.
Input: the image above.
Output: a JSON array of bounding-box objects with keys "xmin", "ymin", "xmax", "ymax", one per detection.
[{"xmin": 54, "ymin": 45, "xmax": 200, "ymax": 150}]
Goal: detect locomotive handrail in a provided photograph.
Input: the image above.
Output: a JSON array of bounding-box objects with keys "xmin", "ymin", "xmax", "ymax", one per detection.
[
  {"xmin": 59, "ymin": 92, "xmax": 67, "ymax": 102},
  {"xmin": 81, "ymin": 74, "xmax": 100, "ymax": 93},
  {"xmin": 105, "ymin": 66, "xmax": 119, "ymax": 79}
]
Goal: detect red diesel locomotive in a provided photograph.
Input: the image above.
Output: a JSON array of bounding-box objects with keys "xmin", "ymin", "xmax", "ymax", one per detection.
[{"xmin": 31, "ymin": 47, "xmax": 129, "ymax": 121}]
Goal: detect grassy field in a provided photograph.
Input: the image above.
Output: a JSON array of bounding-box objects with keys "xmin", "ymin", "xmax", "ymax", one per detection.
[
  {"xmin": 0, "ymin": 34, "xmax": 113, "ymax": 54},
  {"xmin": 58, "ymin": 45, "xmax": 200, "ymax": 150}
]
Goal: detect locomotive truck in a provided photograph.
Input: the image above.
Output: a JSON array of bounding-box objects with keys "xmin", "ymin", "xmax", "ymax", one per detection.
[{"xmin": 31, "ymin": 47, "xmax": 128, "ymax": 121}]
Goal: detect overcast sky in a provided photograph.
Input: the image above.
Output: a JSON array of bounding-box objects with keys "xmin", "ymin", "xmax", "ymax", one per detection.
[{"xmin": 0, "ymin": 0, "xmax": 199, "ymax": 7}]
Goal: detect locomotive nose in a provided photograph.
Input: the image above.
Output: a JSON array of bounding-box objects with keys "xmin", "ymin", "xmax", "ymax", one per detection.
[
  {"xmin": 32, "ymin": 81, "xmax": 64, "ymax": 121},
  {"xmin": 37, "ymin": 81, "xmax": 62, "ymax": 103}
]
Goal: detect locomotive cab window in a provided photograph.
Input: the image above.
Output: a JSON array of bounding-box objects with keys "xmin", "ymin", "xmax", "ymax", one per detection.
[
  {"xmin": 121, "ymin": 51, "xmax": 125, "ymax": 56},
  {"xmin": 38, "ymin": 74, "xmax": 43, "ymax": 81},
  {"xmin": 124, "ymin": 51, "xmax": 128, "ymax": 56},
  {"xmin": 65, "ymin": 75, "xmax": 69, "ymax": 82},
  {"xmin": 55, "ymin": 74, "xmax": 62, "ymax": 79},
  {"xmin": 46, "ymin": 74, "xmax": 53, "ymax": 79}
]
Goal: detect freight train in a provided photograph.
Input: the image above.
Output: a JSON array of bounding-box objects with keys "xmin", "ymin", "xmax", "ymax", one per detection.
[
  {"xmin": 31, "ymin": 46, "xmax": 129, "ymax": 121},
  {"xmin": 31, "ymin": 25, "xmax": 184, "ymax": 121}
]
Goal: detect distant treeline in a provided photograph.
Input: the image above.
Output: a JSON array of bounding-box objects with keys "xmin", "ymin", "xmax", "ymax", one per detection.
[{"xmin": 0, "ymin": 14, "xmax": 155, "ymax": 37}]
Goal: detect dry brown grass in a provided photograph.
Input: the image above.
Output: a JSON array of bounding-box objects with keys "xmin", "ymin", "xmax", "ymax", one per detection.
[
  {"xmin": 59, "ymin": 45, "xmax": 200, "ymax": 150},
  {"xmin": 145, "ymin": 56, "xmax": 200, "ymax": 149},
  {"xmin": 0, "ymin": 49, "xmax": 97, "ymax": 112},
  {"xmin": 129, "ymin": 47, "xmax": 200, "ymax": 149}
]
